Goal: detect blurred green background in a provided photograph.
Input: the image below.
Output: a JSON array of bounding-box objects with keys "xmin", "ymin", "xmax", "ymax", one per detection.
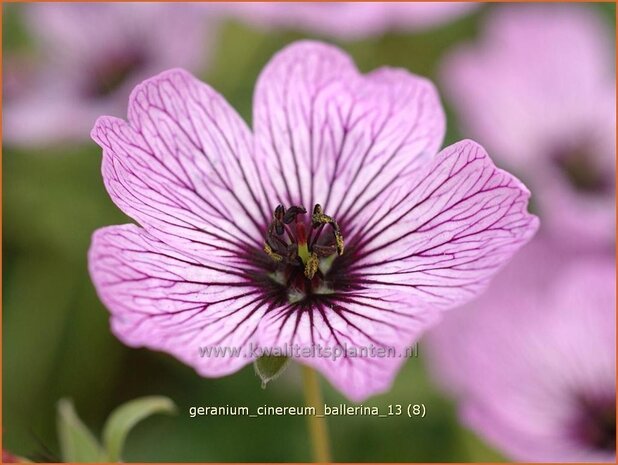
[{"xmin": 3, "ymin": 3, "xmax": 615, "ymax": 462}]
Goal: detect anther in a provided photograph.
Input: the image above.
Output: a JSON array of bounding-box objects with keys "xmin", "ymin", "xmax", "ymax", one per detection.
[
  {"xmin": 264, "ymin": 204, "xmax": 345, "ymax": 277},
  {"xmin": 264, "ymin": 243, "xmax": 283, "ymax": 262},
  {"xmin": 311, "ymin": 204, "xmax": 332, "ymax": 228},
  {"xmin": 283, "ymin": 205, "xmax": 307, "ymax": 224},
  {"xmin": 312, "ymin": 244, "xmax": 337, "ymax": 257},
  {"xmin": 312, "ymin": 204, "xmax": 344, "ymax": 256},
  {"xmin": 273, "ymin": 204, "xmax": 285, "ymax": 235},
  {"xmin": 304, "ymin": 252, "xmax": 320, "ymax": 280}
]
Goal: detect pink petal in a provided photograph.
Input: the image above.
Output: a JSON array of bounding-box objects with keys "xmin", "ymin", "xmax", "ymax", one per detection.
[
  {"xmin": 441, "ymin": 5, "xmax": 614, "ymax": 167},
  {"xmin": 348, "ymin": 140, "xmax": 539, "ymax": 310},
  {"xmin": 253, "ymin": 40, "xmax": 445, "ymax": 217},
  {"xmin": 91, "ymin": 69, "xmax": 270, "ymax": 261},
  {"xmin": 426, "ymin": 240, "xmax": 615, "ymax": 462},
  {"xmin": 5, "ymin": 3, "xmax": 213, "ymax": 148},
  {"xmin": 89, "ymin": 224, "xmax": 272, "ymax": 377},
  {"xmin": 223, "ymin": 2, "xmax": 478, "ymax": 39},
  {"xmin": 259, "ymin": 289, "xmax": 440, "ymax": 401},
  {"xmin": 26, "ymin": 3, "xmax": 212, "ymax": 76},
  {"xmin": 86, "ymin": 41, "xmax": 540, "ymax": 405},
  {"xmin": 440, "ymin": 5, "xmax": 615, "ymax": 248},
  {"xmin": 4, "ymin": 92, "xmax": 105, "ymax": 147}
]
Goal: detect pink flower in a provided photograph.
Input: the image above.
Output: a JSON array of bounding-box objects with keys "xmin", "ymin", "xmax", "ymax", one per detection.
[
  {"xmin": 441, "ymin": 5, "xmax": 616, "ymax": 249},
  {"xmin": 3, "ymin": 3, "xmax": 214, "ymax": 148},
  {"xmin": 426, "ymin": 239, "xmax": 616, "ymax": 462},
  {"xmin": 2, "ymin": 450, "xmax": 20, "ymax": 463},
  {"xmin": 224, "ymin": 2, "xmax": 479, "ymax": 39},
  {"xmin": 89, "ymin": 41, "xmax": 537, "ymax": 401}
]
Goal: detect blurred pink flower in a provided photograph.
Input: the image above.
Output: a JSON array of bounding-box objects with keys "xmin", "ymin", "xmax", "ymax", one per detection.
[
  {"xmin": 2, "ymin": 55, "xmax": 37, "ymax": 104},
  {"xmin": 2, "ymin": 450, "xmax": 19, "ymax": 463},
  {"xmin": 224, "ymin": 2, "xmax": 479, "ymax": 39},
  {"xmin": 441, "ymin": 5, "xmax": 616, "ymax": 250},
  {"xmin": 88, "ymin": 41, "xmax": 537, "ymax": 401},
  {"xmin": 3, "ymin": 3, "xmax": 213, "ymax": 148},
  {"xmin": 426, "ymin": 239, "xmax": 616, "ymax": 462}
]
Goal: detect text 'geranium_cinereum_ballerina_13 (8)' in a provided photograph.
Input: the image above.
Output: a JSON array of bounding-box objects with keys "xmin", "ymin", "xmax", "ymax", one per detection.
[{"xmin": 88, "ymin": 41, "xmax": 539, "ymax": 402}]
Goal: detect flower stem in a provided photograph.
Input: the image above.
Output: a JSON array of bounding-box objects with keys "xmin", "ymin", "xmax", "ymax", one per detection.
[{"xmin": 301, "ymin": 365, "xmax": 331, "ymax": 463}]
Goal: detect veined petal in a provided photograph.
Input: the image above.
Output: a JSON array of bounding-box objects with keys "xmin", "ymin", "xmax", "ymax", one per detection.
[
  {"xmin": 259, "ymin": 289, "xmax": 440, "ymax": 401},
  {"xmin": 89, "ymin": 224, "xmax": 273, "ymax": 376},
  {"xmin": 253, "ymin": 41, "xmax": 445, "ymax": 218},
  {"xmin": 347, "ymin": 140, "xmax": 538, "ymax": 310},
  {"xmin": 87, "ymin": 41, "xmax": 540, "ymax": 404},
  {"xmin": 91, "ymin": 69, "xmax": 270, "ymax": 260}
]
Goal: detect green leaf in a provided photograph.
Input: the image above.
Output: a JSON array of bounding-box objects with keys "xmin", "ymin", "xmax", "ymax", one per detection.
[
  {"xmin": 254, "ymin": 356, "xmax": 290, "ymax": 388},
  {"xmin": 459, "ymin": 427, "xmax": 508, "ymax": 462},
  {"xmin": 57, "ymin": 399, "xmax": 105, "ymax": 462},
  {"xmin": 102, "ymin": 396, "xmax": 176, "ymax": 462}
]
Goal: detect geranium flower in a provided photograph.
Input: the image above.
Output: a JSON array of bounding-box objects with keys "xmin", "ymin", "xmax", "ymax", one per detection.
[
  {"xmin": 4, "ymin": 3, "xmax": 213, "ymax": 148},
  {"xmin": 89, "ymin": 41, "xmax": 537, "ymax": 401},
  {"xmin": 441, "ymin": 5, "xmax": 615, "ymax": 249},
  {"xmin": 2, "ymin": 450, "xmax": 19, "ymax": 463},
  {"xmin": 223, "ymin": 2, "xmax": 479, "ymax": 39},
  {"xmin": 426, "ymin": 240, "xmax": 616, "ymax": 462}
]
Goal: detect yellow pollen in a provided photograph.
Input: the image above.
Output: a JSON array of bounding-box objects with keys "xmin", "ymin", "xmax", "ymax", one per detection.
[{"xmin": 304, "ymin": 252, "xmax": 320, "ymax": 279}]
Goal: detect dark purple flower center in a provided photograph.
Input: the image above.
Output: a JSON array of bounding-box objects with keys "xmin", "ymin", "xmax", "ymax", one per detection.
[
  {"xmin": 262, "ymin": 204, "xmax": 345, "ymax": 303},
  {"xmin": 569, "ymin": 393, "xmax": 616, "ymax": 453},
  {"xmin": 551, "ymin": 145, "xmax": 612, "ymax": 195},
  {"xmin": 83, "ymin": 49, "xmax": 148, "ymax": 99}
]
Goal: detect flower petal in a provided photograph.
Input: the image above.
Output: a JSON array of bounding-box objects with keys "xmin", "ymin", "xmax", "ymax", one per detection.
[
  {"xmin": 91, "ymin": 69, "xmax": 270, "ymax": 260},
  {"xmin": 259, "ymin": 289, "xmax": 440, "ymax": 401},
  {"xmin": 440, "ymin": 4, "xmax": 615, "ymax": 168},
  {"xmin": 425, "ymin": 242, "xmax": 615, "ymax": 462},
  {"xmin": 222, "ymin": 3, "xmax": 478, "ymax": 39},
  {"xmin": 347, "ymin": 140, "xmax": 538, "ymax": 310},
  {"xmin": 5, "ymin": 4, "xmax": 213, "ymax": 148},
  {"xmin": 253, "ymin": 41, "xmax": 445, "ymax": 219},
  {"xmin": 440, "ymin": 6, "xmax": 615, "ymax": 249},
  {"xmin": 26, "ymin": 3, "xmax": 212, "ymax": 80},
  {"xmin": 89, "ymin": 224, "xmax": 273, "ymax": 377}
]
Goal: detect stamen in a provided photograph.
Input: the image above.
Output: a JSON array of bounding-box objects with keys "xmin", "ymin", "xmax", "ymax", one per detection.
[
  {"xmin": 283, "ymin": 224, "xmax": 297, "ymax": 243},
  {"xmin": 312, "ymin": 244, "xmax": 337, "ymax": 257},
  {"xmin": 304, "ymin": 252, "xmax": 319, "ymax": 280},
  {"xmin": 263, "ymin": 203, "xmax": 345, "ymax": 289},
  {"xmin": 312, "ymin": 204, "xmax": 344, "ymax": 255},
  {"xmin": 311, "ymin": 204, "xmax": 331, "ymax": 228},
  {"xmin": 273, "ymin": 204, "xmax": 285, "ymax": 235},
  {"xmin": 264, "ymin": 243, "xmax": 283, "ymax": 262},
  {"xmin": 333, "ymin": 226, "xmax": 345, "ymax": 255},
  {"xmin": 284, "ymin": 206, "xmax": 306, "ymax": 224}
]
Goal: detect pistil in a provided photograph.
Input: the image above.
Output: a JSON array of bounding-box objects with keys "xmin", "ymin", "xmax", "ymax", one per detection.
[
  {"xmin": 264, "ymin": 203, "xmax": 344, "ymax": 282},
  {"xmin": 296, "ymin": 220, "xmax": 311, "ymax": 265}
]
